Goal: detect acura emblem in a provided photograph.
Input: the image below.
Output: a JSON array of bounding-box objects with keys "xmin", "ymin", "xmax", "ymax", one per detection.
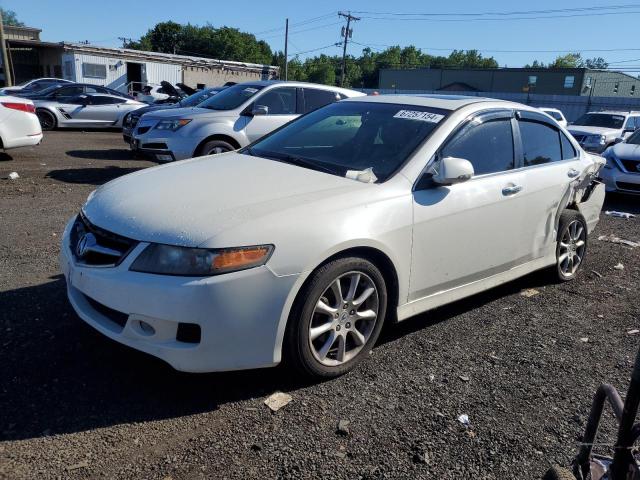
[{"xmin": 76, "ymin": 232, "xmax": 96, "ymax": 258}]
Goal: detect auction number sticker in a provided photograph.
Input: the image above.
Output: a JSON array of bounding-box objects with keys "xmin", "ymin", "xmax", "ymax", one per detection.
[{"xmin": 393, "ymin": 110, "xmax": 444, "ymax": 123}]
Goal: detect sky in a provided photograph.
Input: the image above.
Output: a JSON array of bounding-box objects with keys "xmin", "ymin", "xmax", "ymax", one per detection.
[{"xmin": 5, "ymin": 0, "xmax": 640, "ymax": 71}]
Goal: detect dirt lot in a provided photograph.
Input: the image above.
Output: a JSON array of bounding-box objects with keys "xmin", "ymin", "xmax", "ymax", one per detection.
[{"xmin": 1, "ymin": 131, "xmax": 639, "ymax": 479}]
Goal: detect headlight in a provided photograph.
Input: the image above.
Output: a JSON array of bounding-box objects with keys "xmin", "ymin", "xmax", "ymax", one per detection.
[
  {"xmin": 154, "ymin": 119, "xmax": 192, "ymax": 131},
  {"xmin": 585, "ymin": 134, "xmax": 606, "ymax": 145},
  {"xmin": 602, "ymin": 152, "xmax": 619, "ymax": 170},
  {"xmin": 130, "ymin": 244, "xmax": 274, "ymax": 276}
]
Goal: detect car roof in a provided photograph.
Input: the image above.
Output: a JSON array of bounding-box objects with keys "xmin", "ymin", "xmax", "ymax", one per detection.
[
  {"xmin": 587, "ymin": 110, "xmax": 639, "ymax": 115},
  {"xmin": 232, "ymin": 80, "xmax": 364, "ymax": 96},
  {"xmin": 342, "ymin": 94, "xmax": 494, "ymax": 110}
]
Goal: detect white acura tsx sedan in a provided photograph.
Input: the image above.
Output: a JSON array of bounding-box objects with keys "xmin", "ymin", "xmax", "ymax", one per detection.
[{"xmin": 60, "ymin": 95, "xmax": 605, "ymax": 378}]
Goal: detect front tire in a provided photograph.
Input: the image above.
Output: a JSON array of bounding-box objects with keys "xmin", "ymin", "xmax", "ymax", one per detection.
[
  {"xmin": 36, "ymin": 109, "xmax": 57, "ymax": 131},
  {"xmin": 198, "ymin": 139, "xmax": 235, "ymax": 156},
  {"xmin": 285, "ymin": 257, "xmax": 387, "ymax": 378},
  {"xmin": 554, "ymin": 210, "xmax": 588, "ymax": 282}
]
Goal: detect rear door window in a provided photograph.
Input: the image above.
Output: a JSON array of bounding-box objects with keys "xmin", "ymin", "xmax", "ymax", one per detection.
[
  {"xmin": 518, "ymin": 120, "xmax": 562, "ymax": 166},
  {"xmin": 441, "ymin": 118, "xmax": 515, "ymax": 175},
  {"xmin": 303, "ymin": 88, "xmax": 341, "ymax": 113}
]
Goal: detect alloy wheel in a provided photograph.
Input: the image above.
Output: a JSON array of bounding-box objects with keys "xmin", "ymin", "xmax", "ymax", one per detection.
[
  {"xmin": 558, "ymin": 219, "xmax": 586, "ymax": 277},
  {"xmin": 206, "ymin": 146, "xmax": 230, "ymax": 155},
  {"xmin": 308, "ymin": 271, "xmax": 379, "ymax": 367}
]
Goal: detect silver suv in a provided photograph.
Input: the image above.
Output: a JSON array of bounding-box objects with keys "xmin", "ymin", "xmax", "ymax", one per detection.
[
  {"xmin": 130, "ymin": 81, "xmax": 365, "ymax": 162},
  {"xmin": 568, "ymin": 110, "xmax": 640, "ymax": 154}
]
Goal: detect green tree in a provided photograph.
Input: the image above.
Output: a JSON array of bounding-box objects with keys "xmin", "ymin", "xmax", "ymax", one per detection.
[
  {"xmin": 1, "ymin": 8, "xmax": 23, "ymax": 26},
  {"xmin": 549, "ymin": 53, "xmax": 582, "ymax": 68}
]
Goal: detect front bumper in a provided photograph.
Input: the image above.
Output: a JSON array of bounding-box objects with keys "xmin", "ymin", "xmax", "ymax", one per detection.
[
  {"xmin": 59, "ymin": 219, "xmax": 298, "ymax": 372},
  {"xmin": 600, "ymin": 167, "xmax": 640, "ymax": 194},
  {"xmin": 131, "ymin": 129, "xmax": 197, "ymax": 162}
]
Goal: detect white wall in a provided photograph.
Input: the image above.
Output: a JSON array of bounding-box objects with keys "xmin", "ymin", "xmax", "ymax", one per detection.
[{"xmin": 69, "ymin": 52, "xmax": 182, "ymax": 92}]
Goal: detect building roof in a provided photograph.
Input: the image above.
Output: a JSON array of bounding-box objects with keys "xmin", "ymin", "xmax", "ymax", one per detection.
[{"xmin": 62, "ymin": 43, "xmax": 278, "ymax": 74}]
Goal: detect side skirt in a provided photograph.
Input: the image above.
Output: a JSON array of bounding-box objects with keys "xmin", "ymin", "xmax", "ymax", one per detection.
[{"xmin": 396, "ymin": 253, "xmax": 555, "ymax": 321}]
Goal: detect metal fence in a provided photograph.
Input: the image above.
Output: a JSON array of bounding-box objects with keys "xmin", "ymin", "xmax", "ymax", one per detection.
[{"xmin": 360, "ymin": 89, "xmax": 640, "ymax": 122}]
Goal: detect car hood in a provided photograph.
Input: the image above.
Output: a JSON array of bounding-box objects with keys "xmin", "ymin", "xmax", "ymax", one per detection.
[
  {"xmin": 610, "ymin": 142, "xmax": 640, "ymax": 160},
  {"xmin": 131, "ymin": 104, "xmax": 180, "ymax": 116},
  {"xmin": 568, "ymin": 125, "xmax": 620, "ymax": 137},
  {"xmin": 82, "ymin": 152, "xmax": 370, "ymax": 247},
  {"xmin": 141, "ymin": 106, "xmax": 223, "ymax": 120}
]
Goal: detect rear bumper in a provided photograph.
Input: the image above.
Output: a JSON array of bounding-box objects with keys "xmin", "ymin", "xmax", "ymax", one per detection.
[{"xmin": 4, "ymin": 132, "xmax": 43, "ymax": 149}]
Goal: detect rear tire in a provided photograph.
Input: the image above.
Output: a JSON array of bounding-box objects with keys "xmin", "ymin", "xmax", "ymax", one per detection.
[
  {"xmin": 285, "ymin": 257, "xmax": 387, "ymax": 378},
  {"xmin": 554, "ymin": 209, "xmax": 588, "ymax": 282},
  {"xmin": 36, "ymin": 109, "xmax": 57, "ymax": 131},
  {"xmin": 198, "ymin": 140, "xmax": 235, "ymax": 156}
]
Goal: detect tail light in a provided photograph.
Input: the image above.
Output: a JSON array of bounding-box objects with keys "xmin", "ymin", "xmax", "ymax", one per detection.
[{"xmin": 2, "ymin": 102, "xmax": 36, "ymax": 114}]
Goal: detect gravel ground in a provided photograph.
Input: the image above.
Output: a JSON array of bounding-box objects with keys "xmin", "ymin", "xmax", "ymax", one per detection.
[{"xmin": 1, "ymin": 131, "xmax": 639, "ymax": 479}]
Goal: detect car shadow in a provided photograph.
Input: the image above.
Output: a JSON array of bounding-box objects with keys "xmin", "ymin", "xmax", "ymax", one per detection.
[
  {"xmin": 0, "ymin": 275, "xmax": 309, "ymax": 442},
  {"xmin": 603, "ymin": 192, "xmax": 640, "ymax": 214},
  {"xmin": 0, "ymin": 152, "xmax": 13, "ymax": 161},
  {"xmin": 65, "ymin": 149, "xmax": 140, "ymax": 161},
  {"xmin": 47, "ymin": 167, "xmax": 143, "ymax": 185},
  {"xmin": 0, "ymin": 266, "xmax": 557, "ymax": 442}
]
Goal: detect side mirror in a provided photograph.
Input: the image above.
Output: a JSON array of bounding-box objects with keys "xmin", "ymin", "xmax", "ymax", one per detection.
[
  {"xmin": 79, "ymin": 95, "xmax": 89, "ymax": 105},
  {"xmin": 251, "ymin": 105, "xmax": 268, "ymax": 116},
  {"xmin": 432, "ymin": 156, "xmax": 474, "ymax": 185},
  {"xmin": 624, "ymin": 127, "xmax": 635, "ymax": 134},
  {"xmin": 614, "ymin": 137, "xmax": 625, "ymax": 144}
]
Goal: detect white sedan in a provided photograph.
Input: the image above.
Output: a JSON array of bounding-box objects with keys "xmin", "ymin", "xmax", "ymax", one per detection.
[
  {"xmin": 0, "ymin": 96, "xmax": 42, "ymax": 150},
  {"xmin": 60, "ymin": 95, "xmax": 605, "ymax": 378}
]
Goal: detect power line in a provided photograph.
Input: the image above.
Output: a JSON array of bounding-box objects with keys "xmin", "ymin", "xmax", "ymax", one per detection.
[
  {"xmin": 356, "ymin": 10, "xmax": 640, "ymax": 23},
  {"xmin": 258, "ymin": 21, "xmax": 343, "ymax": 40},
  {"xmin": 350, "ymin": 4, "xmax": 640, "ymax": 17},
  {"xmin": 253, "ymin": 12, "xmax": 337, "ymax": 36},
  {"xmin": 289, "ymin": 43, "xmax": 342, "ymax": 57},
  {"xmin": 351, "ymin": 41, "xmax": 640, "ymax": 54}
]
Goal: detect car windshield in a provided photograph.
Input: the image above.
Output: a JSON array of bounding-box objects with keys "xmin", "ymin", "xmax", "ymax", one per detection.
[
  {"xmin": 180, "ymin": 88, "xmax": 222, "ymax": 107},
  {"xmin": 627, "ymin": 129, "xmax": 640, "ymax": 145},
  {"xmin": 243, "ymin": 101, "xmax": 449, "ymax": 182},
  {"xmin": 198, "ymin": 84, "xmax": 264, "ymax": 111},
  {"xmin": 544, "ymin": 110, "xmax": 563, "ymax": 121},
  {"xmin": 573, "ymin": 113, "xmax": 625, "ymax": 129}
]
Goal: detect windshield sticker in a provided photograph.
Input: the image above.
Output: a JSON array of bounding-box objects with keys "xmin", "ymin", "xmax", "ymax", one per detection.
[
  {"xmin": 612, "ymin": 115, "xmax": 624, "ymax": 121},
  {"xmin": 243, "ymin": 87, "xmax": 259, "ymax": 94},
  {"xmin": 393, "ymin": 110, "xmax": 445, "ymax": 123}
]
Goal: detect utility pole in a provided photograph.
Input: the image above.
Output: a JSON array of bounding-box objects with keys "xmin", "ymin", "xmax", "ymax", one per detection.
[
  {"xmin": 284, "ymin": 18, "xmax": 289, "ymax": 81},
  {"xmin": 338, "ymin": 11, "xmax": 359, "ymax": 87},
  {"xmin": 0, "ymin": 11, "xmax": 12, "ymax": 87}
]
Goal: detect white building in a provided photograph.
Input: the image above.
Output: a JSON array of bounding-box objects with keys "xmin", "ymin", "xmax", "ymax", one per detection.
[{"xmin": 6, "ymin": 36, "xmax": 279, "ymax": 90}]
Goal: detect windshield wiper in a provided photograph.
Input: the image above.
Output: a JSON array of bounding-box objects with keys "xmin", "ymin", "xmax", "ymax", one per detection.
[{"xmin": 262, "ymin": 152, "xmax": 343, "ymax": 176}]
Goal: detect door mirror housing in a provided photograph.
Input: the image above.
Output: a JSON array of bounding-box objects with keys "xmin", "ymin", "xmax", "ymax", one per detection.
[
  {"xmin": 432, "ymin": 156, "xmax": 474, "ymax": 185},
  {"xmin": 614, "ymin": 136, "xmax": 625, "ymax": 144}
]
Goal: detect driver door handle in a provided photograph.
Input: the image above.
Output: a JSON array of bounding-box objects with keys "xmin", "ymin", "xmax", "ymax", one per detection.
[
  {"xmin": 502, "ymin": 185, "xmax": 523, "ymax": 196},
  {"xmin": 567, "ymin": 168, "xmax": 580, "ymax": 178}
]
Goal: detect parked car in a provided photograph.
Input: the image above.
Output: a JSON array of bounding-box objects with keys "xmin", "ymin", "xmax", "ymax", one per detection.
[
  {"xmin": 601, "ymin": 128, "xmax": 640, "ymax": 194},
  {"xmin": 540, "ymin": 107, "xmax": 567, "ymax": 127},
  {"xmin": 568, "ymin": 110, "xmax": 640, "ymax": 153},
  {"xmin": 122, "ymin": 86, "xmax": 225, "ymax": 144},
  {"xmin": 18, "ymin": 83, "xmax": 132, "ymax": 101},
  {"xmin": 130, "ymin": 81, "xmax": 365, "ymax": 162},
  {"xmin": 134, "ymin": 82, "xmax": 188, "ymax": 104},
  {"xmin": 60, "ymin": 95, "xmax": 605, "ymax": 377},
  {"xmin": 0, "ymin": 96, "xmax": 42, "ymax": 150},
  {"xmin": 0, "ymin": 77, "xmax": 72, "ymax": 96},
  {"xmin": 34, "ymin": 93, "xmax": 145, "ymax": 130}
]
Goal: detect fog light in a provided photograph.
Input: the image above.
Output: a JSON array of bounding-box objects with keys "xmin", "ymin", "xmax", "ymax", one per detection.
[{"xmin": 156, "ymin": 154, "xmax": 173, "ymax": 162}]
